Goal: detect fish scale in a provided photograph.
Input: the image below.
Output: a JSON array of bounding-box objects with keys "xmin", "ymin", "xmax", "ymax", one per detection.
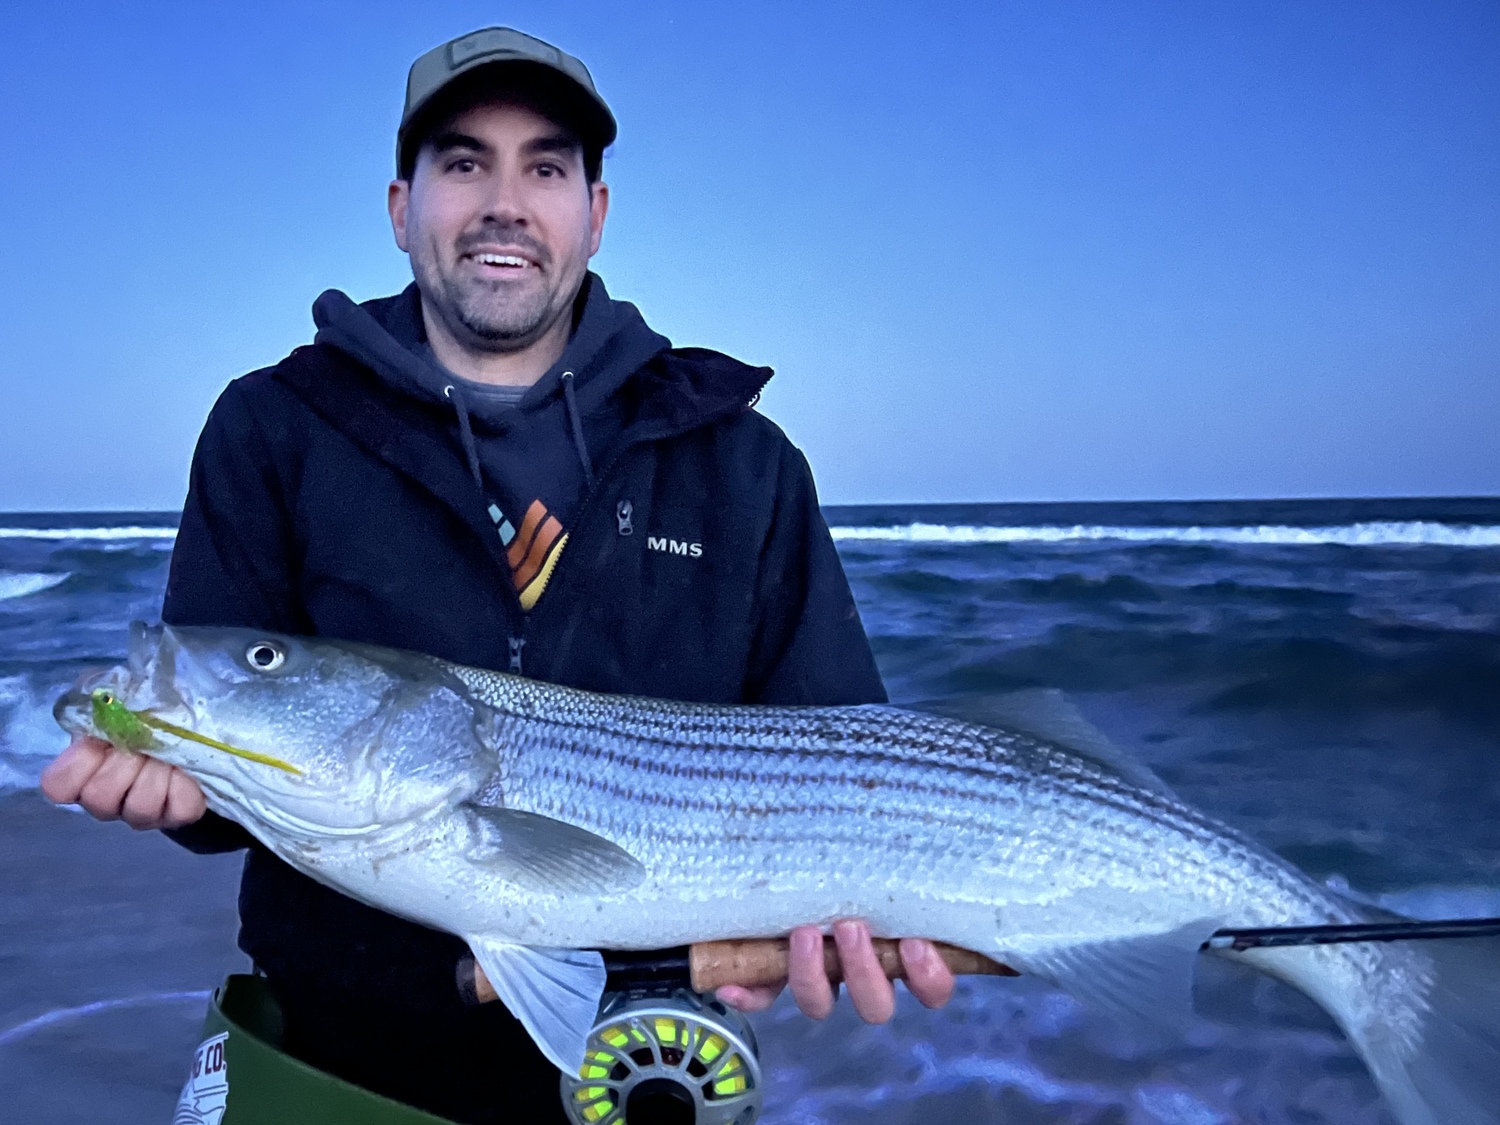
[
  {"xmin": 452, "ymin": 667, "xmax": 1326, "ymax": 937},
  {"xmin": 53, "ymin": 625, "xmax": 1500, "ymax": 1124}
]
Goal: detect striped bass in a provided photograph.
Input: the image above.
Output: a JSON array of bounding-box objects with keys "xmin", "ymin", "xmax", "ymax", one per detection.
[{"xmin": 54, "ymin": 623, "xmax": 1500, "ymax": 1124}]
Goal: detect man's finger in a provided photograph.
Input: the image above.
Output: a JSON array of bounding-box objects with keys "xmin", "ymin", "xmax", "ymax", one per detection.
[
  {"xmin": 163, "ymin": 769, "xmax": 208, "ymax": 828},
  {"xmin": 39, "ymin": 738, "xmax": 109, "ymax": 805},
  {"xmin": 834, "ymin": 919, "xmax": 895, "ymax": 1024},
  {"xmin": 715, "ymin": 984, "xmax": 783, "ymax": 1013},
  {"xmin": 77, "ymin": 749, "xmax": 146, "ymax": 821},
  {"xmin": 121, "ymin": 759, "xmax": 172, "ymax": 830},
  {"xmin": 787, "ymin": 924, "xmax": 836, "ymax": 1020},
  {"xmin": 899, "ymin": 938, "xmax": 956, "ymax": 1009}
]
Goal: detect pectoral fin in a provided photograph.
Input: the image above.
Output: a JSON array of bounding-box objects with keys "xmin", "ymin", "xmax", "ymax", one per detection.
[
  {"xmin": 1008, "ymin": 918, "xmax": 1221, "ymax": 1042},
  {"xmin": 467, "ymin": 937, "xmax": 605, "ymax": 1075},
  {"xmin": 464, "ymin": 805, "xmax": 646, "ymax": 896}
]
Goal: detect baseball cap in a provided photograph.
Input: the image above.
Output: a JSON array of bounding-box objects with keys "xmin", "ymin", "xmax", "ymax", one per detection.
[{"xmin": 397, "ymin": 27, "xmax": 617, "ymax": 178}]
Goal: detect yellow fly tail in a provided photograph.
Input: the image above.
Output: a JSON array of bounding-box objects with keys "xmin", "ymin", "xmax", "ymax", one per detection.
[{"xmin": 136, "ymin": 712, "xmax": 303, "ymax": 776}]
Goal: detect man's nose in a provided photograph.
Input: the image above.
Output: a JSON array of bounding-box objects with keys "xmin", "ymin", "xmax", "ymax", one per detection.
[{"xmin": 478, "ymin": 165, "xmax": 531, "ymax": 225}]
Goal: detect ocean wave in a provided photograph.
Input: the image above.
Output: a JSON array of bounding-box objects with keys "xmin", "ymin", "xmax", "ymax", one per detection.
[
  {"xmin": 0, "ymin": 675, "xmax": 70, "ymax": 793},
  {"xmin": 1377, "ymin": 884, "xmax": 1500, "ymax": 920},
  {"xmin": 831, "ymin": 520, "xmax": 1500, "ymax": 548},
  {"xmin": 0, "ymin": 990, "xmax": 213, "ymax": 1048},
  {"xmin": 5, "ymin": 520, "xmax": 1496, "ymax": 548},
  {"xmin": 0, "ymin": 572, "xmax": 69, "ymax": 600},
  {"xmin": 0, "ymin": 526, "xmax": 177, "ymax": 541}
]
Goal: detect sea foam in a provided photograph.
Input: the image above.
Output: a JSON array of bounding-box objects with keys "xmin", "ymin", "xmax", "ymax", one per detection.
[
  {"xmin": 0, "ymin": 526, "xmax": 178, "ymax": 541},
  {"xmin": 5, "ymin": 520, "xmax": 1497, "ymax": 549},
  {"xmin": 831, "ymin": 520, "xmax": 1500, "ymax": 548},
  {"xmin": 0, "ymin": 572, "xmax": 69, "ymax": 601},
  {"xmin": 0, "ymin": 675, "xmax": 71, "ymax": 794}
]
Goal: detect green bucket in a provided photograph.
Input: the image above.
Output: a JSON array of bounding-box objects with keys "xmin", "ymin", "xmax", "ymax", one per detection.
[{"xmin": 174, "ymin": 975, "xmax": 458, "ymax": 1125}]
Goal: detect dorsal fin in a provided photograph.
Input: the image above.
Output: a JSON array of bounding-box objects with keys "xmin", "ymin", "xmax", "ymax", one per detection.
[{"xmin": 908, "ymin": 689, "xmax": 1176, "ymax": 799}]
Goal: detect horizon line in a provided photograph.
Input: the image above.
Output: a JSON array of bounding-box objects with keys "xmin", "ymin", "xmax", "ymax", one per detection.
[{"xmin": 2, "ymin": 493, "xmax": 1499, "ymax": 521}]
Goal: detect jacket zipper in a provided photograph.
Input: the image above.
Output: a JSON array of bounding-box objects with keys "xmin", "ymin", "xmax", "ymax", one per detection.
[
  {"xmin": 485, "ymin": 503, "xmax": 531, "ymax": 676},
  {"xmin": 497, "ymin": 488, "xmax": 627, "ymax": 679},
  {"xmin": 502, "ymin": 373, "xmax": 770, "ymax": 678},
  {"xmin": 521, "ymin": 443, "xmax": 643, "ymax": 654}
]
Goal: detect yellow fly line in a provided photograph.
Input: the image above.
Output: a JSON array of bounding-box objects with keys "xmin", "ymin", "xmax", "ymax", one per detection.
[
  {"xmin": 88, "ymin": 686, "xmax": 305, "ymax": 777},
  {"xmin": 136, "ymin": 711, "xmax": 304, "ymax": 776}
]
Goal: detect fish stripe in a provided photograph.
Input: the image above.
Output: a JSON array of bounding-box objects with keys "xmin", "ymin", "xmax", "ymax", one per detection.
[{"xmin": 436, "ymin": 659, "xmax": 1358, "ymax": 936}]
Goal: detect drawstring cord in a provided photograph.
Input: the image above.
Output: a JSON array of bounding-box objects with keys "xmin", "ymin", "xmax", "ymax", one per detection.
[
  {"xmin": 442, "ymin": 383, "xmax": 485, "ymax": 489},
  {"xmin": 446, "ymin": 371, "xmax": 595, "ymax": 493},
  {"xmin": 560, "ymin": 371, "xmax": 596, "ymax": 490}
]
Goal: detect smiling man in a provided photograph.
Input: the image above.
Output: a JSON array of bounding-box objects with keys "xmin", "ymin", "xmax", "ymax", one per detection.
[{"xmin": 41, "ymin": 26, "xmax": 953, "ymax": 1123}]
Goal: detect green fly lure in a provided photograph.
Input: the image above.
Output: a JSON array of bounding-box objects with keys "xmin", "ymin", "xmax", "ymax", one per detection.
[{"xmin": 89, "ymin": 687, "xmax": 302, "ymax": 775}]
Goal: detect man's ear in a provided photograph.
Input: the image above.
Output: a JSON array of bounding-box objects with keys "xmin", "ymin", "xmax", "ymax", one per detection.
[
  {"xmin": 389, "ymin": 179, "xmax": 411, "ymax": 253},
  {"xmin": 588, "ymin": 180, "xmax": 610, "ymax": 258}
]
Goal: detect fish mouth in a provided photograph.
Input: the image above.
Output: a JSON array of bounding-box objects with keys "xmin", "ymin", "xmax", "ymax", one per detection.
[
  {"xmin": 54, "ymin": 624, "xmax": 302, "ymax": 777},
  {"xmin": 121, "ymin": 701, "xmax": 303, "ymax": 776},
  {"xmin": 54, "ymin": 682, "xmax": 102, "ymax": 737}
]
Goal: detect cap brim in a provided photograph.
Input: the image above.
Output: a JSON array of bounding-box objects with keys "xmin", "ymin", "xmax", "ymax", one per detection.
[{"xmin": 397, "ymin": 59, "xmax": 616, "ymax": 177}]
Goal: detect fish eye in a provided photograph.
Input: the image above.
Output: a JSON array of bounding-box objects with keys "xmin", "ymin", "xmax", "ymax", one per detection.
[{"xmin": 246, "ymin": 641, "xmax": 287, "ymax": 672}]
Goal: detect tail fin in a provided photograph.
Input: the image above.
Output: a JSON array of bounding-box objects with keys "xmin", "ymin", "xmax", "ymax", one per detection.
[{"xmin": 1343, "ymin": 934, "xmax": 1500, "ymax": 1125}]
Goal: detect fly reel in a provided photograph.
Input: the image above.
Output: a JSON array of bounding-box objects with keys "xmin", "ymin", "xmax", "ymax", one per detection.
[{"xmin": 560, "ymin": 987, "xmax": 763, "ymax": 1125}]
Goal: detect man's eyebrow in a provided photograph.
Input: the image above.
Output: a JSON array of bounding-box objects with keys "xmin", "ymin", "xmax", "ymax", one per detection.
[
  {"xmin": 429, "ymin": 131, "xmax": 489, "ymax": 155},
  {"xmin": 523, "ymin": 133, "xmax": 583, "ymax": 160}
]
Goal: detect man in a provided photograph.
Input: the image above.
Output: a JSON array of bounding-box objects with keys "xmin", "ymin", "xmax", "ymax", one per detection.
[{"xmin": 41, "ymin": 27, "xmax": 953, "ymax": 1123}]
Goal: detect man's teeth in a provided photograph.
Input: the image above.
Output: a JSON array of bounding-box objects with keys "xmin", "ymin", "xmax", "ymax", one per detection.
[{"xmin": 474, "ymin": 254, "xmax": 531, "ymax": 267}]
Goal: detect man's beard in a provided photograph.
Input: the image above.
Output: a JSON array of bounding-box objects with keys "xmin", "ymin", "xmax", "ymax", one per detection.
[
  {"xmin": 412, "ymin": 226, "xmax": 576, "ymax": 353},
  {"xmin": 438, "ymin": 270, "xmax": 555, "ymax": 347}
]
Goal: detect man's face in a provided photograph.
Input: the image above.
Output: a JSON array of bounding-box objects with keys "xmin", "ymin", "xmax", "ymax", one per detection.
[{"xmin": 389, "ymin": 101, "xmax": 608, "ymax": 354}]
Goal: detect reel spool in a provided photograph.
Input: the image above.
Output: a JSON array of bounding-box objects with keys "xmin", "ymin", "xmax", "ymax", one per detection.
[{"xmin": 560, "ymin": 988, "xmax": 763, "ymax": 1125}]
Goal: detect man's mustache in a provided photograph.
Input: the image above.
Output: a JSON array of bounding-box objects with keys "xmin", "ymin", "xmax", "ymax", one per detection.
[{"xmin": 454, "ymin": 225, "xmax": 550, "ymax": 267}]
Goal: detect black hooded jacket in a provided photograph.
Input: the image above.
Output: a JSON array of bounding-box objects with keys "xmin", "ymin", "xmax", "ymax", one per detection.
[
  {"xmin": 311, "ymin": 274, "xmax": 672, "ymax": 555},
  {"xmin": 160, "ymin": 275, "xmax": 885, "ymax": 1119}
]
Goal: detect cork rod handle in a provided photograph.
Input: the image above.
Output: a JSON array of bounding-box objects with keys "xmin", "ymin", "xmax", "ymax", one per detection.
[
  {"xmin": 471, "ymin": 938, "xmax": 1016, "ymax": 1004},
  {"xmin": 689, "ymin": 937, "xmax": 1018, "ymax": 992}
]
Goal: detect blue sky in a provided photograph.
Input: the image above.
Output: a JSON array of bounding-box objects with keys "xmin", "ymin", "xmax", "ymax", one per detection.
[{"xmin": 1, "ymin": 0, "xmax": 1495, "ymax": 510}]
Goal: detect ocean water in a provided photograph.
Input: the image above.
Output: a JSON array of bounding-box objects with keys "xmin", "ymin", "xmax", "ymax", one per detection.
[{"xmin": 2, "ymin": 499, "xmax": 1498, "ymax": 1124}]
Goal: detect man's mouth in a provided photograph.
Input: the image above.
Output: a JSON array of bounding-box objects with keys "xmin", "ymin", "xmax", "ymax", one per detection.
[{"xmin": 465, "ymin": 250, "xmax": 540, "ymax": 274}]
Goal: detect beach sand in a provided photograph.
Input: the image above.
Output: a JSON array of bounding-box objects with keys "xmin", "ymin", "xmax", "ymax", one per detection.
[{"xmin": 0, "ymin": 792, "xmax": 245, "ymax": 1124}]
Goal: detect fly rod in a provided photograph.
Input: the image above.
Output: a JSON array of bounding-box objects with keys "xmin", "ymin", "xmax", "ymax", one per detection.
[
  {"xmin": 1203, "ymin": 915, "xmax": 1500, "ymax": 952},
  {"xmin": 470, "ymin": 916, "xmax": 1500, "ymax": 1001}
]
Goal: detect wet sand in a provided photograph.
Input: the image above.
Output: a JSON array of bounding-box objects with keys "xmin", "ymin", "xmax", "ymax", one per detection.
[{"xmin": 0, "ymin": 792, "xmax": 244, "ymax": 1124}]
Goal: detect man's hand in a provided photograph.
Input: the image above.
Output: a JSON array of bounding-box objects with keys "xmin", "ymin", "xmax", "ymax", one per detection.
[
  {"xmin": 40, "ymin": 736, "xmax": 207, "ymax": 830},
  {"xmin": 716, "ymin": 920, "xmax": 956, "ymax": 1023}
]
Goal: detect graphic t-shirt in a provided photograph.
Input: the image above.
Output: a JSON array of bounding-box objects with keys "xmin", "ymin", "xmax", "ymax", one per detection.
[
  {"xmin": 437, "ymin": 370, "xmax": 588, "ymax": 612},
  {"xmin": 486, "ymin": 498, "xmax": 567, "ymax": 611}
]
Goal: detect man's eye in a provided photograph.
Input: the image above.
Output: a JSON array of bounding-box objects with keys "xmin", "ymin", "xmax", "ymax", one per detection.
[
  {"xmin": 535, "ymin": 163, "xmax": 565, "ymax": 179},
  {"xmin": 446, "ymin": 158, "xmax": 478, "ymax": 174}
]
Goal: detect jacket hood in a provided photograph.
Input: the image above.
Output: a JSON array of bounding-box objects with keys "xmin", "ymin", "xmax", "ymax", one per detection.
[{"xmin": 310, "ymin": 273, "xmax": 673, "ymax": 430}]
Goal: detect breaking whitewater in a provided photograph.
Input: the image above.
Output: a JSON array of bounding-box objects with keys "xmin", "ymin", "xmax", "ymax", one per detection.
[{"xmin": 3, "ymin": 497, "xmax": 1498, "ymax": 1124}]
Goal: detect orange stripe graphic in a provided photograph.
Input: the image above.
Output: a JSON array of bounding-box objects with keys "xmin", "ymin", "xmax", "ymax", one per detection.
[
  {"xmin": 505, "ymin": 500, "xmax": 548, "ymax": 569},
  {"xmin": 512, "ymin": 515, "xmax": 562, "ymax": 591}
]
